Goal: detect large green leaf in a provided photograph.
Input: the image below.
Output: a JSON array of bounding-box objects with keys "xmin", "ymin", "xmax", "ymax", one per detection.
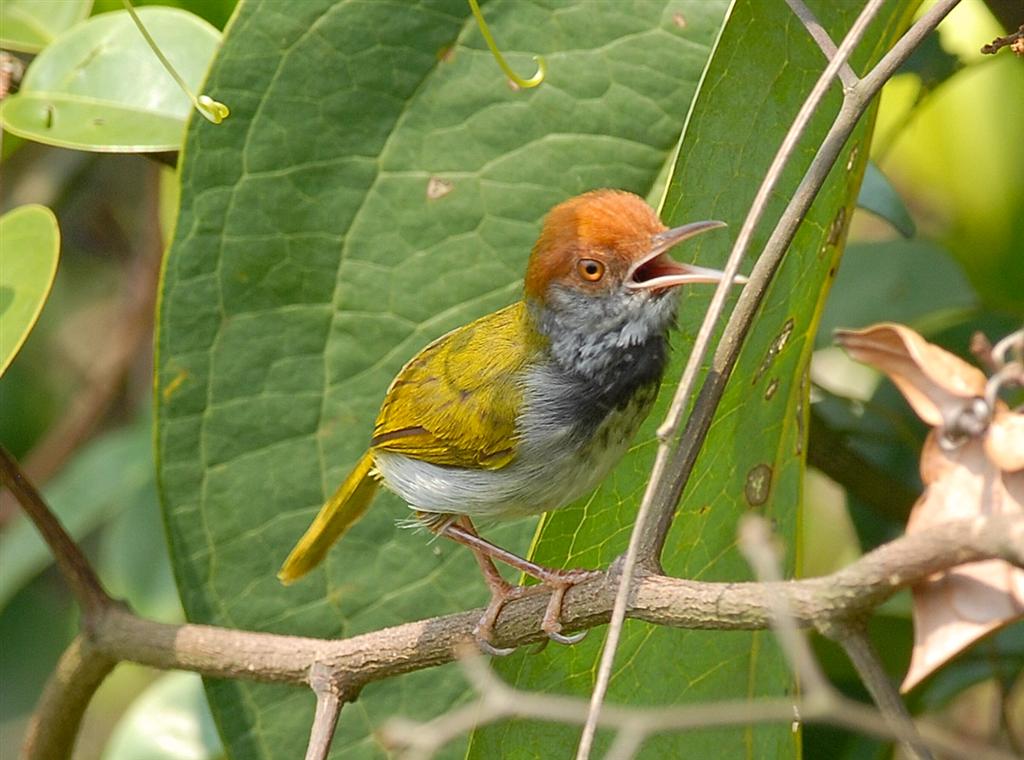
[
  {"xmin": 0, "ymin": 8, "xmax": 220, "ymax": 152},
  {"xmin": 470, "ymin": 2, "xmax": 916, "ymax": 758},
  {"xmin": 0, "ymin": 204, "xmax": 60, "ymax": 377},
  {"xmin": 0, "ymin": 0, "xmax": 92, "ymax": 53},
  {"xmin": 156, "ymin": 1, "xmax": 729, "ymax": 758}
]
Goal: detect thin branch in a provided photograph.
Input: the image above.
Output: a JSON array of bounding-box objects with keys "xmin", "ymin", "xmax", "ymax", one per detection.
[
  {"xmin": 580, "ymin": 1, "xmax": 891, "ymax": 755},
  {"xmin": 980, "ymin": 24, "xmax": 1024, "ymax": 55},
  {"xmin": 784, "ymin": 0, "xmax": 860, "ymax": 89},
  {"xmin": 738, "ymin": 515, "xmax": 833, "ymax": 698},
  {"xmin": 304, "ymin": 663, "xmax": 351, "ymax": 760},
  {"xmin": 20, "ymin": 635, "xmax": 117, "ymax": 760},
  {"xmin": 377, "ymin": 652, "xmax": 1014, "ymax": 760},
  {"xmin": 0, "ymin": 446, "xmax": 111, "ymax": 615},
  {"xmin": 835, "ymin": 627, "xmax": 933, "ymax": 760}
]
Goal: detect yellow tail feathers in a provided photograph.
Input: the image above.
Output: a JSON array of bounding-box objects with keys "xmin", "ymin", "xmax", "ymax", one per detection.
[{"xmin": 277, "ymin": 451, "xmax": 379, "ymax": 584}]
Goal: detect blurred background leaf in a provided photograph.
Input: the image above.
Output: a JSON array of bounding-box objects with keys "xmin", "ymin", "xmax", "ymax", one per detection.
[
  {"xmin": 0, "ymin": 8, "xmax": 221, "ymax": 152},
  {"xmin": 856, "ymin": 162, "xmax": 916, "ymax": 238},
  {"xmin": 0, "ymin": 204, "xmax": 60, "ymax": 375},
  {"xmin": 0, "ymin": 0, "xmax": 92, "ymax": 53},
  {"xmin": 102, "ymin": 672, "xmax": 225, "ymax": 760}
]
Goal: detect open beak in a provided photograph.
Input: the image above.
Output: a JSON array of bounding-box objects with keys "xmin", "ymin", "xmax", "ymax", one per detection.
[{"xmin": 626, "ymin": 220, "xmax": 744, "ymax": 291}]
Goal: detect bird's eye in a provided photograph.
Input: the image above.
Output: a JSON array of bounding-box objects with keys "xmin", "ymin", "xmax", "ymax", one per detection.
[{"xmin": 577, "ymin": 258, "xmax": 605, "ymax": 282}]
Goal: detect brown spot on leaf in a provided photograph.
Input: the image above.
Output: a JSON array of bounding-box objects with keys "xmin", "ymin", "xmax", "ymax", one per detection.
[
  {"xmin": 744, "ymin": 464, "xmax": 772, "ymax": 507},
  {"xmin": 764, "ymin": 377, "xmax": 779, "ymax": 400},
  {"xmin": 672, "ymin": 12, "xmax": 687, "ymax": 29},
  {"xmin": 437, "ymin": 44, "xmax": 455, "ymax": 63},
  {"xmin": 753, "ymin": 318, "xmax": 795, "ymax": 384},
  {"xmin": 846, "ymin": 143, "xmax": 859, "ymax": 171},
  {"xmin": 827, "ymin": 205, "xmax": 847, "ymax": 247},
  {"xmin": 427, "ymin": 177, "xmax": 454, "ymax": 200}
]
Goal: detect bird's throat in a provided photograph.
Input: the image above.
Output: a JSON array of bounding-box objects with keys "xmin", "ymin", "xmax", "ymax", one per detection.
[{"xmin": 527, "ymin": 290, "xmax": 676, "ymax": 420}]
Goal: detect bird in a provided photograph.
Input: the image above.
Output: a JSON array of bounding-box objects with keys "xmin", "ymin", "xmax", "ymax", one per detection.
[{"xmin": 278, "ymin": 189, "xmax": 740, "ymax": 654}]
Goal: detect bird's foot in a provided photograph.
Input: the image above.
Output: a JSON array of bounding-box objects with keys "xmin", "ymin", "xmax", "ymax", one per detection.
[
  {"xmin": 473, "ymin": 580, "xmax": 530, "ymax": 656},
  {"xmin": 532, "ymin": 567, "xmax": 602, "ymax": 644}
]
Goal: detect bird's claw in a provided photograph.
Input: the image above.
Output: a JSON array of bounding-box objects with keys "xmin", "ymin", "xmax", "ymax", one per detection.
[
  {"xmin": 546, "ymin": 628, "xmax": 587, "ymax": 645},
  {"xmin": 473, "ymin": 631, "xmax": 517, "ymax": 657}
]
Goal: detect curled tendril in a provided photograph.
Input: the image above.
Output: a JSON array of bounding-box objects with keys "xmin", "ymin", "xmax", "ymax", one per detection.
[
  {"xmin": 468, "ymin": 0, "xmax": 546, "ymax": 89},
  {"xmin": 122, "ymin": 0, "xmax": 230, "ymax": 124}
]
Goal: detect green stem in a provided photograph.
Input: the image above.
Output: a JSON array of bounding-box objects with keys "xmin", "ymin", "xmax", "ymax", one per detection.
[
  {"xmin": 468, "ymin": 0, "xmax": 546, "ymax": 89},
  {"xmin": 122, "ymin": 0, "xmax": 229, "ymax": 123}
]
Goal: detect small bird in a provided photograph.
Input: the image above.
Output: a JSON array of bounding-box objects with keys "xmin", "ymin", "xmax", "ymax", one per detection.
[{"xmin": 279, "ymin": 189, "xmax": 739, "ymax": 654}]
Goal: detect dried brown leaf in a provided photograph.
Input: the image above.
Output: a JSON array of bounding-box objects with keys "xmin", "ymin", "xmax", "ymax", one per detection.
[
  {"xmin": 835, "ymin": 323, "xmax": 987, "ymax": 427},
  {"xmin": 837, "ymin": 323, "xmax": 1024, "ymax": 691},
  {"xmin": 986, "ymin": 410, "xmax": 1024, "ymax": 471}
]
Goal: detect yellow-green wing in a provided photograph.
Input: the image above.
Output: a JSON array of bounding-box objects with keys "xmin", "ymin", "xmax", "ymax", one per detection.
[{"xmin": 372, "ymin": 301, "xmax": 543, "ymax": 470}]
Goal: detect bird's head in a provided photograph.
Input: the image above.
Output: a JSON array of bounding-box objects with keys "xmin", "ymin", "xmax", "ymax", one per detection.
[{"xmin": 524, "ymin": 190, "xmax": 739, "ymax": 360}]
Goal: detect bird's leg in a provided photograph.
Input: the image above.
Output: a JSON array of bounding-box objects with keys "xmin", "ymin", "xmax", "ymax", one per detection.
[
  {"xmin": 437, "ymin": 517, "xmax": 599, "ymax": 647},
  {"xmin": 450, "ymin": 517, "xmax": 528, "ymax": 656}
]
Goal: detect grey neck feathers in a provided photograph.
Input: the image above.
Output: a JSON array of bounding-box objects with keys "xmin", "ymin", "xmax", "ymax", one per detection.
[{"xmin": 527, "ymin": 287, "xmax": 677, "ymax": 414}]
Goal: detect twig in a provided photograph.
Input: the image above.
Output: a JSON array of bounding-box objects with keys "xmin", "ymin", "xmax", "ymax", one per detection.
[
  {"xmin": 305, "ymin": 663, "xmax": 350, "ymax": 760},
  {"xmin": 20, "ymin": 635, "xmax": 116, "ymax": 760},
  {"xmin": 784, "ymin": 0, "xmax": 860, "ymax": 89},
  {"xmin": 377, "ymin": 652, "xmax": 1014, "ymax": 760},
  {"xmin": 980, "ymin": 25, "xmax": 1024, "ymax": 55},
  {"xmin": 835, "ymin": 626, "xmax": 933, "ymax": 760},
  {"xmin": 0, "ymin": 447, "xmax": 111, "ymax": 615},
  {"xmin": 738, "ymin": 515, "xmax": 833, "ymax": 699},
  {"xmin": 579, "ymin": 1, "xmax": 892, "ymax": 755}
]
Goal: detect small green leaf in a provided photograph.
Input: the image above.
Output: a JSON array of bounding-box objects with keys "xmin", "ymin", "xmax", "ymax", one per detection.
[
  {"xmin": 856, "ymin": 162, "xmax": 916, "ymax": 238},
  {"xmin": 103, "ymin": 672, "xmax": 225, "ymax": 760},
  {"xmin": 0, "ymin": 204, "xmax": 59, "ymax": 377},
  {"xmin": 0, "ymin": 0, "xmax": 92, "ymax": 53},
  {"xmin": 0, "ymin": 8, "xmax": 220, "ymax": 152}
]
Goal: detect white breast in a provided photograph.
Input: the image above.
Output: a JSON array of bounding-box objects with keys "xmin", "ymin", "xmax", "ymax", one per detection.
[{"xmin": 373, "ymin": 364, "xmax": 657, "ymax": 520}]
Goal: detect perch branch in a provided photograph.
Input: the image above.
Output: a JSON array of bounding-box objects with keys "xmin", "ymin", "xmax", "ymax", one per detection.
[
  {"xmin": 10, "ymin": 433, "xmax": 1021, "ymax": 758},
  {"xmin": 74, "ymin": 517, "xmax": 1024, "ymax": 701},
  {"xmin": 738, "ymin": 515, "xmax": 833, "ymax": 699}
]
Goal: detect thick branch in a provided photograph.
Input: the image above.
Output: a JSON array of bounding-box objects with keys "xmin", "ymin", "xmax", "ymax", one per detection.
[{"xmin": 78, "ymin": 516, "xmax": 1023, "ymax": 693}]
